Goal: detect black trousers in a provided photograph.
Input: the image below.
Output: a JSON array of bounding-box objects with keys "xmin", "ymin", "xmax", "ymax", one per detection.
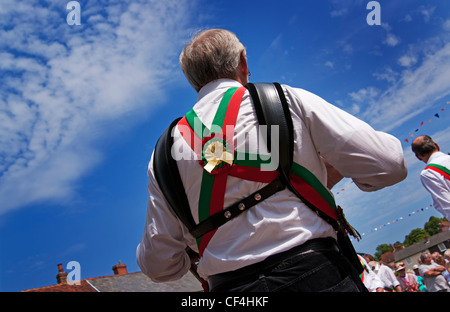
[{"xmin": 209, "ymin": 238, "xmax": 368, "ymax": 292}]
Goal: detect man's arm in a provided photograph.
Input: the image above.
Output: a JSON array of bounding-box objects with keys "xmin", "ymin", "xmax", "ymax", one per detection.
[
  {"xmin": 423, "ymin": 265, "xmax": 445, "ymax": 277},
  {"xmin": 286, "ymin": 86, "xmax": 407, "ymax": 192},
  {"xmin": 136, "ymin": 155, "xmax": 196, "ymax": 282},
  {"xmin": 383, "ymin": 266, "xmax": 402, "ymax": 292}
]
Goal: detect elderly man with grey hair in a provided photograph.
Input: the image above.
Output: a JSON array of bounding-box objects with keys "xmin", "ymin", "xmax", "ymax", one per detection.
[
  {"xmin": 137, "ymin": 29, "xmax": 407, "ymax": 292},
  {"xmin": 418, "ymin": 252, "xmax": 450, "ymax": 292}
]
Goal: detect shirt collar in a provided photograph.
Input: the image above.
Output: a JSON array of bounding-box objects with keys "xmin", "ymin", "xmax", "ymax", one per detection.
[
  {"xmin": 197, "ymin": 79, "xmax": 243, "ymax": 101},
  {"xmin": 427, "ymin": 151, "xmax": 445, "ymax": 164}
]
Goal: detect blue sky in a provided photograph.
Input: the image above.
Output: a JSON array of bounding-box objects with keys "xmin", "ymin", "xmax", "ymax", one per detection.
[{"xmin": 1, "ymin": 0, "xmax": 450, "ymax": 291}]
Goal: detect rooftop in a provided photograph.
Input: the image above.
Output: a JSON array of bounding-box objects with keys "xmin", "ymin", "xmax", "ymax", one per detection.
[
  {"xmin": 22, "ymin": 262, "xmax": 203, "ymax": 292},
  {"xmin": 394, "ymin": 230, "xmax": 450, "ymax": 261}
]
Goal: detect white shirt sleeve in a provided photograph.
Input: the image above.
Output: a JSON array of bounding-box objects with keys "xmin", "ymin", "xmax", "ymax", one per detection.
[
  {"xmin": 386, "ymin": 268, "xmax": 401, "ymax": 288},
  {"xmin": 285, "ymin": 86, "xmax": 407, "ymax": 192},
  {"xmin": 136, "ymin": 153, "xmax": 197, "ymax": 282},
  {"xmin": 378, "ymin": 265, "xmax": 400, "ymax": 289}
]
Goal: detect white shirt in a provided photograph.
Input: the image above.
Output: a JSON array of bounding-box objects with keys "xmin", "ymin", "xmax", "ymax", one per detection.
[
  {"xmin": 136, "ymin": 79, "xmax": 407, "ymax": 282},
  {"xmin": 359, "ymin": 256, "xmax": 384, "ymax": 292},
  {"xmin": 419, "ymin": 262, "xmax": 450, "ymax": 292},
  {"xmin": 420, "ymin": 152, "xmax": 450, "ymax": 220},
  {"xmin": 373, "ymin": 263, "xmax": 400, "ymax": 290}
]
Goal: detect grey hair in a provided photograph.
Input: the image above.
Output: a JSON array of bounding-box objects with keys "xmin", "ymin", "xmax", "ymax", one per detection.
[
  {"xmin": 419, "ymin": 252, "xmax": 430, "ymax": 262},
  {"xmin": 179, "ymin": 29, "xmax": 246, "ymax": 92}
]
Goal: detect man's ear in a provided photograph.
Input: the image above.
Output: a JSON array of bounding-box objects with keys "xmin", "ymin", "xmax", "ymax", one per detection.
[
  {"xmin": 239, "ymin": 51, "xmax": 249, "ymax": 76},
  {"xmin": 435, "ymin": 143, "xmax": 440, "ymax": 152},
  {"xmin": 236, "ymin": 51, "xmax": 249, "ymax": 85}
]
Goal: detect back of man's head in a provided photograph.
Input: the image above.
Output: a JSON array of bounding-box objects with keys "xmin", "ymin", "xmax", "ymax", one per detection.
[
  {"xmin": 411, "ymin": 135, "xmax": 437, "ymax": 157},
  {"xmin": 179, "ymin": 29, "xmax": 246, "ymax": 92}
]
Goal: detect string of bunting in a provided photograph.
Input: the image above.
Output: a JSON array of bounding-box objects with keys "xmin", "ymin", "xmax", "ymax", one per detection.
[
  {"xmin": 349, "ymin": 205, "xmax": 433, "ymax": 242},
  {"xmin": 403, "ymin": 101, "xmax": 450, "ymax": 144}
]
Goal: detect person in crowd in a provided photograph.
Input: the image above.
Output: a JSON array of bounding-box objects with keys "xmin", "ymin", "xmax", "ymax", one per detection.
[
  {"xmin": 418, "ymin": 252, "xmax": 449, "ymax": 292},
  {"xmin": 365, "ymin": 255, "xmax": 402, "ymax": 292},
  {"xmin": 413, "ymin": 264, "xmax": 428, "ymax": 292},
  {"xmin": 432, "ymin": 252, "xmax": 450, "ymax": 285},
  {"xmin": 395, "ymin": 263, "xmax": 420, "ymax": 292},
  {"xmin": 412, "ymin": 135, "xmax": 450, "ymax": 220},
  {"xmin": 444, "ymin": 249, "xmax": 450, "ymax": 270},
  {"xmin": 358, "ymin": 255, "xmax": 384, "ymax": 292}
]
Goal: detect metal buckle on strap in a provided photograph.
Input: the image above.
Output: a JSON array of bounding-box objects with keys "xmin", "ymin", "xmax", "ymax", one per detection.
[{"xmin": 190, "ymin": 178, "xmax": 285, "ymax": 238}]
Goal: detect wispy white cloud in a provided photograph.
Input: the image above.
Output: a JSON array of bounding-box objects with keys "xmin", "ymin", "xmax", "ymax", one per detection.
[
  {"xmin": 348, "ymin": 86, "xmax": 380, "ymax": 103},
  {"xmin": 330, "ymin": 8, "xmax": 348, "ymax": 17},
  {"xmin": 398, "ymin": 54, "xmax": 417, "ymax": 67},
  {"xmin": 402, "ymin": 14, "xmax": 413, "ymax": 23},
  {"xmin": 0, "ymin": 0, "xmax": 194, "ymax": 215},
  {"xmin": 324, "ymin": 61, "xmax": 334, "ymax": 69},
  {"xmin": 379, "ymin": 23, "xmax": 400, "ymax": 47},
  {"xmin": 346, "ymin": 40, "xmax": 450, "ymax": 132},
  {"xmin": 384, "ymin": 33, "xmax": 400, "ymax": 47},
  {"xmin": 444, "ymin": 19, "xmax": 450, "ymax": 31},
  {"xmin": 420, "ymin": 6, "xmax": 436, "ymax": 23},
  {"xmin": 373, "ymin": 67, "xmax": 400, "ymax": 84}
]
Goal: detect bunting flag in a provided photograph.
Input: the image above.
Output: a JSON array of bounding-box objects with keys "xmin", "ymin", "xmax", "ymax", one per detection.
[
  {"xmin": 403, "ymin": 101, "xmax": 449, "ymax": 144},
  {"xmin": 335, "ymin": 181, "xmax": 354, "ymax": 195},
  {"xmin": 349, "ymin": 205, "xmax": 433, "ymax": 242}
]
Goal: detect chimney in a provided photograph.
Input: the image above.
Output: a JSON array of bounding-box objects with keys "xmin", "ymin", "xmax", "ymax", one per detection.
[
  {"xmin": 56, "ymin": 263, "xmax": 68, "ymax": 284},
  {"xmin": 112, "ymin": 260, "xmax": 127, "ymax": 275}
]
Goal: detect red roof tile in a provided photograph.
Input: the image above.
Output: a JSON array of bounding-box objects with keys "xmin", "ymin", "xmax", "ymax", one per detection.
[{"xmin": 22, "ymin": 280, "xmax": 97, "ymax": 292}]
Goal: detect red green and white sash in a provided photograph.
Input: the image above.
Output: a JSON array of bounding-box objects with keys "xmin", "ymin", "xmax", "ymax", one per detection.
[
  {"xmin": 426, "ymin": 163, "xmax": 450, "ymax": 180},
  {"xmin": 358, "ymin": 256, "xmax": 368, "ymax": 282},
  {"xmin": 177, "ymin": 87, "xmax": 355, "ymax": 257}
]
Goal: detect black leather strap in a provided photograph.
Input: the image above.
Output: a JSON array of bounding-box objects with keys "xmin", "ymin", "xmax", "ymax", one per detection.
[
  {"xmin": 246, "ymin": 82, "xmax": 340, "ymax": 231},
  {"xmin": 190, "ymin": 178, "xmax": 285, "ymax": 238},
  {"xmin": 245, "ymin": 82, "xmax": 293, "ymax": 177},
  {"xmin": 153, "ymin": 118, "xmax": 196, "ymax": 231}
]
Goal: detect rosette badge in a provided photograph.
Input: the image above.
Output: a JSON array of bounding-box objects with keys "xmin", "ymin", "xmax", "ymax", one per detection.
[{"xmin": 201, "ymin": 135, "xmax": 234, "ymax": 174}]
